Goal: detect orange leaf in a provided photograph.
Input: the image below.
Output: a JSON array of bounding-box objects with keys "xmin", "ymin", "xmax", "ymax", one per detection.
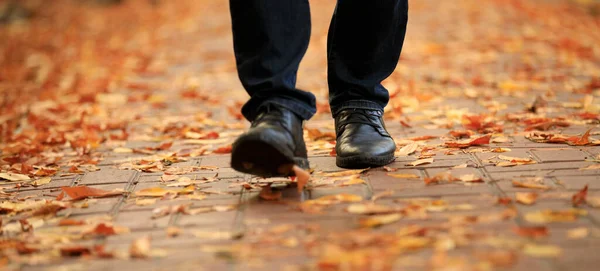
[
  {"xmin": 58, "ymin": 219, "xmax": 86, "ymax": 226},
  {"xmin": 213, "ymin": 145, "xmax": 232, "ymax": 154},
  {"xmin": 513, "ymin": 226, "xmax": 548, "ymax": 238},
  {"xmin": 60, "ymin": 186, "xmax": 123, "ymax": 201},
  {"xmin": 571, "ymin": 129, "xmax": 592, "ymax": 146},
  {"xmin": 445, "ymin": 134, "xmax": 491, "ymax": 149},
  {"xmin": 259, "ymin": 185, "xmax": 282, "ymax": 201},
  {"xmin": 293, "ymin": 165, "xmax": 310, "ymax": 193},
  {"xmin": 572, "ymin": 184, "xmax": 588, "ymax": 207}
]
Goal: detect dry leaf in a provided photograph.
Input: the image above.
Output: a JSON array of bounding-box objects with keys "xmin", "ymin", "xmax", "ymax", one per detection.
[
  {"xmin": 525, "ymin": 209, "xmax": 587, "ymax": 223},
  {"xmin": 135, "ymin": 198, "xmax": 157, "ymax": 206},
  {"xmin": 407, "ymin": 158, "xmax": 434, "ymax": 167},
  {"xmin": 387, "ymin": 173, "xmax": 420, "ymax": 179},
  {"xmin": 512, "ymin": 179, "xmax": 550, "ymax": 190},
  {"xmin": 321, "ymin": 169, "xmax": 367, "ymax": 177},
  {"xmin": 580, "ymin": 164, "xmax": 600, "ymax": 170},
  {"xmin": 135, "ymin": 185, "xmax": 195, "ymax": 197},
  {"xmin": 512, "ymin": 226, "xmax": 548, "ymax": 238},
  {"xmin": 259, "ymin": 185, "xmax": 282, "ymax": 201},
  {"xmin": 293, "ymin": 165, "xmax": 310, "ymax": 193},
  {"xmin": 567, "ymin": 227, "xmax": 589, "ymax": 239},
  {"xmin": 445, "ymin": 134, "xmax": 491, "ymax": 148},
  {"xmin": 523, "ymin": 244, "xmax": 561, "ymax": 258},
  {"xmin": 397, "ymin": 143, "xmax": 418, "ymax": 156},
  {"xmin": 359, "ymin": 213, "xmax": 402, "ymax": 228},
  {"xmin": 31, "ymin": 177, "xmax": 52, "ymax": 187},
  {"xmin": 0, "ymin": 172, "xmax": 31, "ymax": 182},
  {"xmin": 458, "ymin": 174, "xmax": 483, "ymax": 183},
  {"xmin": 130, "ymin": 236, "xmax": 151, "ymax": 258},
  {"xmin": 515, "ymin": 192, "xmax": 538, "ymax": 205},
  {"xmin": 166, "ymin": 226, "xmax": 182, "ymax": 237},
  {"xmin": 346, "ymin": 203, "xmax": 396, "ymax": 215},
  {"xmin": 572, "ymin": 184, "xmax": 588, "ymax": 207},
  {"xmin": 61, "ymin": 186, "xmax": 123, "ymax": 201}
]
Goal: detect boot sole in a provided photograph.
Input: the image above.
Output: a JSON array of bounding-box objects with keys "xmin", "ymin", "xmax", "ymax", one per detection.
[
  {"xmin": 231, "ymin": 134, "xmax": 309, "ymax": 177},
  {"xmin": 336, "ymin": 153, "xmax": 395, "ymax": 169}
]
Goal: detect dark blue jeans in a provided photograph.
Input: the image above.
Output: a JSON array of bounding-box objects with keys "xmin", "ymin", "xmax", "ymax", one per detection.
[{"xmin": 229, "ymin": 0, "xmax": 408, "ymax": 121}]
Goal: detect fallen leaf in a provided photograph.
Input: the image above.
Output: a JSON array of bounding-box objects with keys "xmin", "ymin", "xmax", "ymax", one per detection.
[
  {"xmin": 424, "ymin": 171, "xmax": 458, "ymax": 185},
  {"xmin": 359, "ymin": 213, "xmax": 402, "ymax": 228},
  {"xmin": 567, "ymin": 227, "xmax": 589, "ymax": 239},
  {"xmin": 516, "ymin": 192, "xmax": 538, "ymax": 205},
  {"xmin": 580, "ymin": 164, "xmax": 600, "ymax": 170},
  {"xmin": 523, "ymin": 244, "xmax": 561, "ymax": 258},
  {"xmin": 387, "ymin": 173, "xmax": 420, "ymax": 179},
  {"xmin": 321, "ymin": 169, "xmax": 367, "ymax": 177},
  {"xmin": 293, "ymin": 165, "xmax": 310, "ymax": 193},
  {"xmin": 587, "ymin": 197, "xmax": 600, "ymax": 208},
  {"xmin": 113, "ymin": 147, "xmax": 133, "ymax": 153},
  {"xmin": 445, "ymin": 134, "xmax": 491, "ymax": 148},
  {"xmin": 397, "ymin": 143, "xmax": 418, "ymax": 156},
  {"xmin": 166, "ymin": 226, "xmax": 182, "ymax": 237},
  {"xmin": 31, "ymin": 177, "xmax": 52, "ymax": 187},
  {"xmin": 0, "ymin": 172, "xmax": 30, "ymax": 182},
  {"xmin": 135, "ymin": 198, "xmax": 158, "ymax": 206},
  {"xmin": 512, "ymin": 179, "xmax": 550, "ymax": 190},
  {"xmin": 346, "ymin": 203, "xmax": 397, "ymax": 215},
  {"xmin": 338, "ymin": 178, "xmax": 366, "ymax": 186},
  {"xmin": 61, "ymin": 186, "xmax": 123, "ymax": 201},
  {"xmin": 525, "ymin": 209, "xmax": 587, "ymax": 223},
  {"xmin": 458, "ymin": 174, "xmax": 483, "ymax": 183},
  {"xmin": 512, "ymin": 226, "xmax": 548, "ymax": 238},
  {"xmin": 259, "ymin": 185, "xmax": 282, "ymax": 201},
  {"xmin": 130, "ymin": 236, "xmax": 151, "ymax": 258},
  {"xmin": 407, "ymin": 158, "xmax": 434, "ymax": 167},
  {"xmin": 572, "ymin": 184, "xmax": 588, "ymax": 207},
  {"xmin": 135, "ymin": 185, "xmax": 195, "ymax": 197}
]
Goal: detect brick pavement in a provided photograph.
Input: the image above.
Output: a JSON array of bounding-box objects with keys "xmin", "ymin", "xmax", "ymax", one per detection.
[{"xmin": 1, "ymin": 0, "xmax": 600, "ymax": 270}]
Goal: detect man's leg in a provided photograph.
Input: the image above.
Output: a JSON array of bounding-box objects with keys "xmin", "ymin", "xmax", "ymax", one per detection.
[
  {"xmin": 229, "ymin": 0, "xmax": 315, "ymax": 122},
  {"xmin": 327, "ymin": 0, "xmax": 409, "ymax": 168},
  {"xmin": 229, "ymin": 0, "xmax": 314, "ymax": 176}
]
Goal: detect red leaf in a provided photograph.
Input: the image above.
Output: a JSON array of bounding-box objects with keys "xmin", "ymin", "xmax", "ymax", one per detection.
[
  {"xmin": 572, "ymin": 184, "xmax": 588, "ymax": 207},
  {"xmin": 512, "ymin": 226, "xmax": 548, "ymax": 238},
  {"xmin": 445, "ymin": 134, "xmax": 491, "ymax": 148},
  {"xmin": 60, "ymin": 246, "xmax": 91, "ymax": 257},
  {"xmin": 59, "ymin": 219, "xmax": 86, "ymax": 226},
  {"xmin": 60, "ymin": 186, "xmax": 122, "ymax": 201},
  {"xmin": 88, "ymin": 223, "xmax": 117, "ymax": 236},
  {"xmin": 213, "ymin": 145, "xmax": 232, "ymax": 154}
]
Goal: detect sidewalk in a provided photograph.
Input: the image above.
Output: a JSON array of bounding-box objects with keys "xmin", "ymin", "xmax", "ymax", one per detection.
[{"xmin": 1, "ymin": 0, "xmax": 599, "ymax": 270}]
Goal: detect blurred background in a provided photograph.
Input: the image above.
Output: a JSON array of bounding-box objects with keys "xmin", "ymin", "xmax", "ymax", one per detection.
[{"xmin": 1, "ymin": 0, "xmax": 599, "ymax": 137}]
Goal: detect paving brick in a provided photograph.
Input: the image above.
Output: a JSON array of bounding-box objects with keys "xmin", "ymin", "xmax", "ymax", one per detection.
[
  {"xmin": 79, "ymin": 168, "xmax": 137, "ymax": 185},
  {"xmin": 530, "ymin": 148, "xmax": 589, "ymax": 163},
  {"xmin": 485, "ymin": 161, "xmax": 595, "ymax": 173},
  {"xmin": 554, "ymin": 175, "xmax": 600, "ymax": 190}
]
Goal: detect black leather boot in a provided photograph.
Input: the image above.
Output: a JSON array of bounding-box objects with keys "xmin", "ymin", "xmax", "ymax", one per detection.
[
  {"xmin": 334, "ymin": 109, "xmax": 396, "ymax": 168},
  {"xmin": 231, "ymin": 105, "xmax": 309, "ymax": 177}
]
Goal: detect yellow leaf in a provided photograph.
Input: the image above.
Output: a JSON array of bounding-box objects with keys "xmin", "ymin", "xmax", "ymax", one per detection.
[
  {"xmin": 113, "ymin": 147, "xmax": 133, "ymax": 153},
  {"xmin": 321, "ymin": 169, "xmax": 368, "ymax": 177},
  {"xmin": 130, "ymin": 236, "xmax": 151, "ymax": 258},
  {"xmin": 31, "ymin": 177, "xmax": 52, "ymax": 187},
  {"xmin": 406, "ymin": 158, "xmax": 434, "ymax": 167},
  {"xmin": 0, "ymin": 172, "xmax": 31, "ymax": 182},
  {"xmin": 387, "ymin": 173, "xmax": 420, "ymax": 179},
  {"xmin": 515, "ymin": 192, "xmax": 538, "ymax": 205},
  {"xmin": 346, "ymin": 203, "xmax": 396, "ymax": 215},
  {"xmin": 293, "ymin": 165, "xmax": 311, "ymax": 193},
  {"xmin": 523, "ymin": 244, "xmax": 561, "ymax": 258},
  {"xmin": 567, "ymin": 227, "xmax": 589, "ymax": 239},
  {"xmin": 359, "ymin": 213, "xmax": 402, "ymax": 228},
  {"xmin": 397, "ymin": 143, "xmax": 418, "ymax": 156},
  {"xmin": 525, "ymin": 209, "xmax": 587, "ymax": 223}
]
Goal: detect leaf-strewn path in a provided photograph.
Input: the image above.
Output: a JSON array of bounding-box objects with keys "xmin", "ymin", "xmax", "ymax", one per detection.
[{"xmin": 1, "ymin": 0, "xmax": 600, "ymax": 270}]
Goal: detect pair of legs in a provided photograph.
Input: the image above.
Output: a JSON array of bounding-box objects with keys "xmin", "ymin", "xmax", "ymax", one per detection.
[
  {"xmin": 229, "ymin": 0, "xmax": 409, "ymax": 121},
  {"xmin": 229, "ymin": 0, "xmax": 408, "ymax": 175}
]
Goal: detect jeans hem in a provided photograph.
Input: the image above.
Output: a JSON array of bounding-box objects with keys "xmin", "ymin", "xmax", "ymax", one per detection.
[
  {"xmin": 330, "ymin": 100, "xmax": 384, "ymax": 117},
  {"xmin": 242, "ymin": 97, "xmax": 316, "ymax": 122}
]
